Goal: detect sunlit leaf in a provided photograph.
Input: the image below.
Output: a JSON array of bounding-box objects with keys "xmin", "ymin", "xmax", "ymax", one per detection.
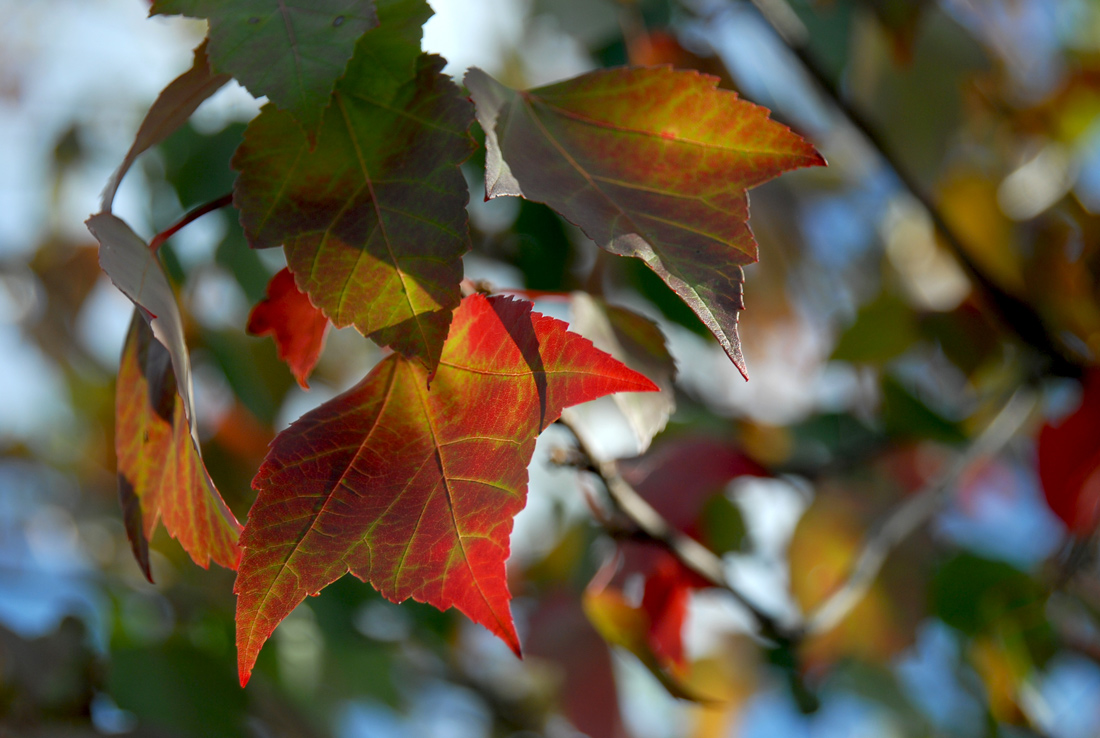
[
  {"xmin": 234, "ymin": 294, "xmax": 657, "ymax": 685},
  {"xmin": 466, "ymin": 66, "xmax": 824, "ymax": 378},
  {"xmin": 116, "ymin": 313, "xmax": 242, "ymax": 578},
  {"xmin": 234, "ymin": 2, "xmax": 472, "ymax": 369},
  {"xmin": 247, "ymin": 267, "xmax": 330, "ymax": 389},
  {"xmin": 151, "ymin": 0, "xmax": 380, "ymax": 134}
]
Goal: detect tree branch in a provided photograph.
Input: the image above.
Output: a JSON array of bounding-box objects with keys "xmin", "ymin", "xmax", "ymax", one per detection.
[
  {"xmin": 556, "ymin": 416, "xmax": 789, "ymax": 642},
  {"xmin": 803, "ymin": 388, "xmax": 1036, "ymax": 636},
  {"xmin": 730, "ymin": 0, "xmax": 1081, "ymax": 372}
]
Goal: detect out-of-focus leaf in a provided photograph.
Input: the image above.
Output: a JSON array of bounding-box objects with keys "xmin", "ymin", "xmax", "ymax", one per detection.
[
  {"xmin": 619, "ymin": 435, "xmax": 767, "ymax": 531},
  {"xmin": 247, "ymin": 268, "xmax": 330, "ymax": 389},
  {"xmin": 116, "ymin": 313, "xmax": 242, "ymax": 578},
  {"xmin": 699, "ymin": 494, "xmax": 746, "ymax": 556},
  {"xmin": 87, "ymin": 213, "xmax": 198, "ymax": 442},
  {"xmin": 932, "ymin": 554, "xmax": 1048, "ymax": 643},
  {"xmin": 527, "ymin": 591, "xmax": 628, "ymax": 738},
  {"xmin": 100, "ymin": 41, "xmax": 230, "ymax": 211},
  {"xmin": 466, "ymin": 65, "xmax": 825, "ymax": 378},
  {"xmin": 233, "ymin": 2, "xmax": 472, "ymax": 370},
  {"xmin": 583, "ymin": 581, "xmax": 709, "ymax": 702},
  {"xmin": 790, "ymin": 490, "xmax": 924, "ymax": 668},
  {"xmin": 234, "ymin": 294, "xmax": 657, "ymax": 685},
  {"xmin": 832, "ymin": 293, "xmax": 919, "ymax": 365},
  {"xmin": 109, "ymin": 638, "xmax": 247, "ymax": 738},
  {"xmin": 881, "ymin": 374, "xmax": 966, "ymax": 445},
  {"xmin": 1038, "ymin": 368, "xmax": 1100, "ymax": 534},
  {"xmin": 161, "ymin": 122, "xmax": 245, "ymax": 210},
  {"xmin": 151, "ymin": 0, "xmax": 380, "ymax": 135},
  {"xmin": 566, "ymin": 293, "xmax": 676, "ymax": 453},
  {"xmin": 938, "ymin": 173, "xmax": 1026, "ymax": 296}
]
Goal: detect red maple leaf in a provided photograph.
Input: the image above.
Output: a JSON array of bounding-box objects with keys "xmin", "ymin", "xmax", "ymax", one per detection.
[
  {"xmin": 234, "ymin": 294, "xmax": 657, "ymax": 685},
  {"xmin": 247, "ymin": 268, "xmax": 330, "ymax": 389}
]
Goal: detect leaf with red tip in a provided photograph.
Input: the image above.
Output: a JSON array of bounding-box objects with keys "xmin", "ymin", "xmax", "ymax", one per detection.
[
  {"xmin": 1039, "ymin": 369, "xmax": 1100, "ymax": 535},
  {"xmin": 247, "ymin": 268, "xmax": 330, "ymax": 388},
  {"xmin": 151, "ymin": 0, "xmax": 380, "ymax": 134},
  {"xmin": 234, "ymin": 294, "xmax": 657, "ymax": 685},
  {"xmin": 233, "ymin": 2, "xmax": 472, "ymax": 371},
  {"xmin": 116, "ymin": 312, "xmax": 242, "ymax": 578},
  {"xmin": 466, "ymin": 66, "xmax": 825, "ymax": 378}
]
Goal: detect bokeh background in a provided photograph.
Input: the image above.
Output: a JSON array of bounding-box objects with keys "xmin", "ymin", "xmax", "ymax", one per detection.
[{"xmin": 3, "ymin": 0, "xmax": 1100, "ymax": 736}]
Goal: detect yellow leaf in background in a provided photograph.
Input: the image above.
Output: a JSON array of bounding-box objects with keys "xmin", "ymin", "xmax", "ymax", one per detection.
[{"xmin": 938, "ymin": 173, "xmax": 1027, "ymax": 297}]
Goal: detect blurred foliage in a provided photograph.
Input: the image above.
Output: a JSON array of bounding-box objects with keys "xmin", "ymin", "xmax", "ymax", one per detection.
[{"xmin": 6, "ymin": 0, "xmax": 1100, "ymax": 736}]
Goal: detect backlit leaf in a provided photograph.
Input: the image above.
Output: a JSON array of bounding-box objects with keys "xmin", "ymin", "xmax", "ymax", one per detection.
[
  {"xmin": 234, "ymin": 4, "xmax": 472, "ymax": 370},
  {"xmin": 116, "ymin": 312, "xmax": 242, "ymax": 579},
  {"xmin": 101, "ymin": 40, "xmax": 230, "ymax": 212},
  {"xmin": 234, "ymin": 294, "xmax": 657, "ymax": 685},
  {"xmin": 151, "ymin": 0, "xmax": 380, "ymax": 134},
  {"xmin": 247, "ymin": 267, "xmax": 330, "ymax": 389},
  {"xmin": 466, "ymin": 66, "xmax": 825, "ymax": 378}
]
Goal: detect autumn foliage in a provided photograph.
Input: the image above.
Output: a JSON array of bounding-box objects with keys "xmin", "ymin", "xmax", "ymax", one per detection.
[{"xmin": 35, "ymin": 0, "xmax": 1099, "ymax": 735}]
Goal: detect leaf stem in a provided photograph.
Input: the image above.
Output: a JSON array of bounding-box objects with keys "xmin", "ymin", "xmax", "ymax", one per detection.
[
  {"xmin": 149, "ymin": 192, "xmax": 234, "ymax": 252},
  {"xmin": 557, "ymin": 416, "xmax": 789, "ymax": 642},
  {"xmin": 803, "ymin": 388, "xmax": 1036, "ymax": 636}
]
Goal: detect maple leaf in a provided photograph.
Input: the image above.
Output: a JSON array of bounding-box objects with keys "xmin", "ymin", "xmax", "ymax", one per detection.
[
  {"xmin": 234, "ymin": 294, "xmax": 657, "ymax": 685},
  {"xmin": 1039, "ymin": 369, "xmax": 1100, "ymax": 534},
  {"xmin": 117, "ymin": 312, "xmax": 242, "ymax": 579},
  {"xmin": 247, "ymin": 267, "xmax": 330, "ymax": 389},
  {"xmin": 466, "ymin": 66, "xmax": 825, "ymax": 378},
  {"xmin": 234, "ymin": 0, "xmax": 472, "ymax": 371},
  {"xmin": 101, "ymin": 40, "xmax": 230, "ymax": 212},
  {"xmin": 151, "ymin": 0, "xmax": 379, "ymax": 134}
]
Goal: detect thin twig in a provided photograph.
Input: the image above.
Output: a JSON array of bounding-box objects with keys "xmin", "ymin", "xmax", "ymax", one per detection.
[
  {"xmin": 557, "ymin": 416, "xmax": 788, "ymax": 642},
  {"xmin": 148, "ymin": 192, "xmax": 234, "ymax": 252},
  {"xmin": 804, "ymin": 388, "xmax": 1036, "ymax": 636}
]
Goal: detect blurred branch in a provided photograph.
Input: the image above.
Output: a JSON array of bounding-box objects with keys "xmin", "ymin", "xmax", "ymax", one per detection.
[
  {"xmin": 556, "ymin": 416, "xmax": 790, "ymax": 642},
  {"xmin": 730, "ymin": 0, "xmax": 1082, "ymax": 373},
  {"xmin": 804, "ymin": 388, "xmax": 1037, "ymax": 636}
]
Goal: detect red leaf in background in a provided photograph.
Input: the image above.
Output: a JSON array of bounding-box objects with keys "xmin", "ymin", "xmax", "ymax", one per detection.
[
  {"xmin": 116, "ymin": 313, "xmax": 242, "ymax": 580},
  {"xmin": 527, "ymin": 591, "xmax": 629, "ymax": 738},
  {"xmin": 619, "ymin": 436, "xmax": 768, "ymax": 533},
  {"xmin": 1039, "ymin": 369, "xmax": 1100, "ymax": 534},
  {"xmin": 640, "ymin": 553, "xmax": 697, "ymax": 668},
  {"xmin": 234, "ymin": 294, "xmax": 657, "ymax": 685},
  {"xmin": 247, "ymin": 268, "xmax": 330, "ymax": 389},
  {"xmin": 612, "ymin": 437, "xmax": 767, "ymax": 668}
]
